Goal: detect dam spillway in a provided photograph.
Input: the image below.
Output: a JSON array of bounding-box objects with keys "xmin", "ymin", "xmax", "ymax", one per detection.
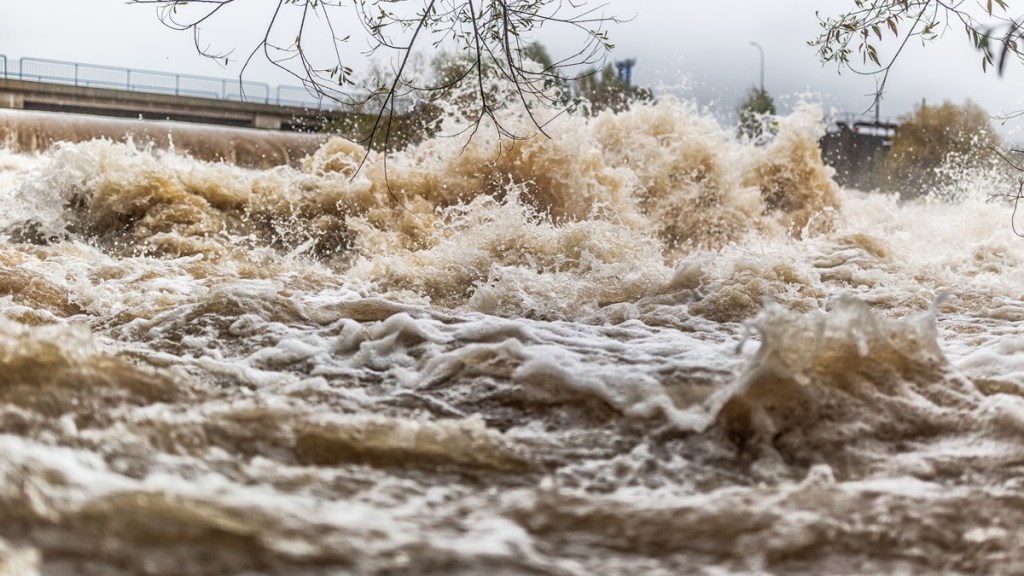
[{"xmin": 0, "ymin": 109, "xmax": 330, "ymax": 168}]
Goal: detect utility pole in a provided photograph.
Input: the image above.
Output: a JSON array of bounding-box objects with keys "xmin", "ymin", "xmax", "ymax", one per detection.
[{"xmin": 750, "ymin": 41, "xmax": 765, "ymax": 93}]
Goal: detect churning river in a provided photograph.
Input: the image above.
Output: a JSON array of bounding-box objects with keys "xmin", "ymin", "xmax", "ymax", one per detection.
[{"xmin": 1, "ymin": 101, "xmax": 1023, "ymax": 575}]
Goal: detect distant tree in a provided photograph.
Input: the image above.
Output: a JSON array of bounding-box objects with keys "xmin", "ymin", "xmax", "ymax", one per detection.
[
  {"xmin": 881, "ymin": 100, "xmax": 1000, "ymax": 197},
  {"xmin": 331, "ymin": 43, "xmax": 570, "ymax": 150},
  {"xmin": 736, "ymin": 87, "xmax": 777, "ymax": 142},
  {"xmin": 522, "ymin": 43, "xmax": 570, "ymax": 104},
  {"xmin": 573, "ymin": 63, "xmax": 652, "ymax": 114}
]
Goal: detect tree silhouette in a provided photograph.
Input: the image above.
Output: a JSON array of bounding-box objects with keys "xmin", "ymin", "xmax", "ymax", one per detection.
[{"xmin": 736, "ymin": 87, "xmax": 777, "ymax": 143}]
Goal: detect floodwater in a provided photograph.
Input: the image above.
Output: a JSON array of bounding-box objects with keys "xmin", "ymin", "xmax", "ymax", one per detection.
[{"xmin": 1, "ymin": 101, "xmax": 1023, "ymax": 575}]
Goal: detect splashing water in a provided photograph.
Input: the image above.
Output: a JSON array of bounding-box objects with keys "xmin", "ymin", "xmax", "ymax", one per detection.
[{"xmin": 1, "ymin": 99, "xmax": 1023, "ymax": 575}]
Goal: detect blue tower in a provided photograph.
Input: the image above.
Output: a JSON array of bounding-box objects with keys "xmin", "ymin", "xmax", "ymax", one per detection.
[{"xmin": 615, "ymin": 59, "xmax": 636, "ymax": 86}]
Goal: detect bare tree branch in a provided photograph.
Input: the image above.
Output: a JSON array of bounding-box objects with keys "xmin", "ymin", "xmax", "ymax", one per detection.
[{"xmin": 130, "ymin": 0, "xmax": 623, "ymax": 156}]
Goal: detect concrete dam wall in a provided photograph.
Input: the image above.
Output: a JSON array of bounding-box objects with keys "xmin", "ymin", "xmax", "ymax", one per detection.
[{"xmin": 0, "ymin": 109, "xmax": 330, "ymax": 168}]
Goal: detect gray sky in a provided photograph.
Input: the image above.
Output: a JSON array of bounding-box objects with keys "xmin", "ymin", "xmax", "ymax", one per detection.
[{"xmin": 3, "ymin": 1, "xmax": 1023, "ymax": 139}]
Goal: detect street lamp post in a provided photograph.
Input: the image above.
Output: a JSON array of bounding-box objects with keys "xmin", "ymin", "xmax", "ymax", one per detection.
[{"xmin": 750, "ymin": 41, "xmax": 765, "ymax": 93}]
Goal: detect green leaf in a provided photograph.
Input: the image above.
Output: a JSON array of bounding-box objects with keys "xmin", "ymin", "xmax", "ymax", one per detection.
[{"xmin": 867, "ymin": 45, "xmax": 880, "ymax": 66}]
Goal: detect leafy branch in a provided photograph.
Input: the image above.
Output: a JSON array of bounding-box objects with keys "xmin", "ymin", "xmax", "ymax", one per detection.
[{"xmin": 811, "ymin": 0, "xmax": 1021, "ymax": 111}]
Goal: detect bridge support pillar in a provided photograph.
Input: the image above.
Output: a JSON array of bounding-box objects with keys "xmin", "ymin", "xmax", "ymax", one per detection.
[
  {"xmin": 0, "ymin": 93, "xmax": 25, "ymax": 109},
  {"xmin": 253, "ymin": 113, "xmax": 282, "ymax": 130}
]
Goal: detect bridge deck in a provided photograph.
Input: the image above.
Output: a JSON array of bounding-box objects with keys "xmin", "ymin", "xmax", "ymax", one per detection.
[{"xmin": 0, "ymin": 78, "xmax": 346, "ymax": 132}]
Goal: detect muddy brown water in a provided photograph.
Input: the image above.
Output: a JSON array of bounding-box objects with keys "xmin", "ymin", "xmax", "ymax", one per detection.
[{"xmin": 0, "ymin": 102, "xmax": 1023, "ymax": 575}]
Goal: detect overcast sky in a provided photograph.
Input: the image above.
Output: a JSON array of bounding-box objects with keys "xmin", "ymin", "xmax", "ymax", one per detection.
[{"xmin": 3, "ymin": 1, "xmax": 1024, "ymax": 139}]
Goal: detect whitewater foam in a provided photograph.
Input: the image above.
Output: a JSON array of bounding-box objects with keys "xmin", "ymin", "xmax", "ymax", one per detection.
[{"xmin": 1, "ymin": 99, "xmax": 1024, "ymax": 574}]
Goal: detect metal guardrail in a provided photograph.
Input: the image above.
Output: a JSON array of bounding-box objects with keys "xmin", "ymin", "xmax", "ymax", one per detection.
[
  {"xmin": 0, "ymin": 55, "xmax": 345, "ymax": 111},
  {"xmin": 275, "ymin": 85, "xmax": 330, "ymax": 109}
]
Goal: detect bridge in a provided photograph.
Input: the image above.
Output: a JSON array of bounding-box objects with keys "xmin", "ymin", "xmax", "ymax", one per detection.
[{"xmin": 0, "ymin": 55, "xmax": 355, "ymax": 131}]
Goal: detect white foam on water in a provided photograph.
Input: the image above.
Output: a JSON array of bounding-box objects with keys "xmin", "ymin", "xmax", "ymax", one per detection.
[{"xmin": 2, "ymin": 99, "xmax": 1024, "ymax": 574}]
